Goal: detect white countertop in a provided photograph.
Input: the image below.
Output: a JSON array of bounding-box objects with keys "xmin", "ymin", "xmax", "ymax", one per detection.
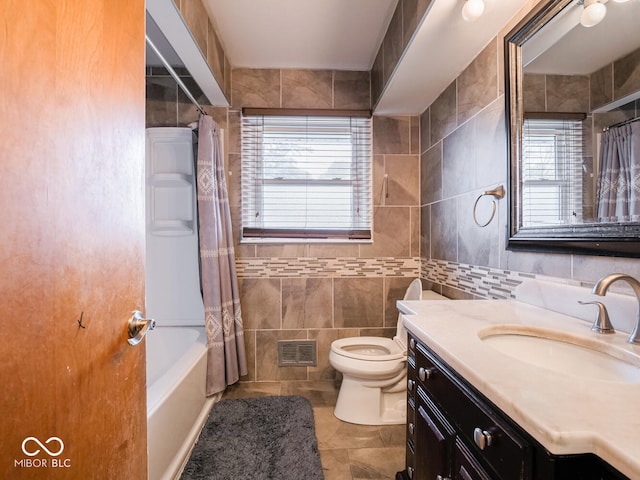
[{"xmin": 398, "ymin": 298, "xmax": 640, "ymax": 479}]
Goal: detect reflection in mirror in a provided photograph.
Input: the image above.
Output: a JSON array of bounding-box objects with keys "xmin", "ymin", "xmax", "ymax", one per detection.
[{"xmin": 506, "ymin": 0, "xmax": 640, "ymax": 256}]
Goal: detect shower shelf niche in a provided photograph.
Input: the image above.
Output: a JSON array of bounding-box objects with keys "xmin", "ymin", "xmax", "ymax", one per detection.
[{"xmin": 146, "ymin": 128, "xmax": 197, "ymax": 237}]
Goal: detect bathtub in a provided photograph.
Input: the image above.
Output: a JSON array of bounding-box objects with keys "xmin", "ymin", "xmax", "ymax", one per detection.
[{"xmin": 146, "ymin": 326, "xmax": 220, "ymax": 480}]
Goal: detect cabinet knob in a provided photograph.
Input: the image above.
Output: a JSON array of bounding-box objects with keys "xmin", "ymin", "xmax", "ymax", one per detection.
[
  {"xmin": 407, "ymin": 466, "xmax": 414, "ymax": 479},
  {"xmin": 408, "ymin": 422, "xmax": 415, "ymax": 435},
  {"xmin": 418, "ymin": 366, "xmax": 436, "ymax": 381},
  {"xmin": 408, "ymin": 379, "xmax": 415, "ymax": 392},
  {"xmin": 473, "ymin": 427, "xmax": 494, "ymax": 450},
  {"xmin": 409, "ymin": 338, "xmax": 416, "ymax": 349},
  {"xmin": 436, "ymin": 476, "xmax": 451, "ymax": 480}
]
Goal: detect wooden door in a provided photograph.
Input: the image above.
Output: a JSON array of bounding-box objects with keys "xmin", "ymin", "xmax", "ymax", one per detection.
[{"xmin": 0, "ymin": 0, "xmax": 147, "ymax": 478}]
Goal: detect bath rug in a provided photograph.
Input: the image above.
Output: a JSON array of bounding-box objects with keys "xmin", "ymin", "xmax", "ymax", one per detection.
[{"xmin": 181, "ymin": 395, "xmax": 325, "ymax": 480}]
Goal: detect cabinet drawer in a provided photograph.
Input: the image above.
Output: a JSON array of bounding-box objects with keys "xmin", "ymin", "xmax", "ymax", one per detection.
[{"xmin": 416, "ymin": 344, "xmax": 531, "ymax": 480}]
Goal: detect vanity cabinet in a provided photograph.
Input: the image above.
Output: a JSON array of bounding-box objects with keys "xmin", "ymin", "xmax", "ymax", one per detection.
[{"xmin": 400, "ymin": 335, "xmax": 629, "ymax": 480}]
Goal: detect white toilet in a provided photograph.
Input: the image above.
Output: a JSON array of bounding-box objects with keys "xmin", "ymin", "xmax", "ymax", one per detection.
[{"xmin": 329, "ymin": 279, "xmax": 447, "ymax": 425}]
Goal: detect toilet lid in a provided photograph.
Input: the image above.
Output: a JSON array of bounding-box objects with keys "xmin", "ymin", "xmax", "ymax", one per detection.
[{"xmin": 331, "ymin": 336, "xmax": 404, "ymax": 361}]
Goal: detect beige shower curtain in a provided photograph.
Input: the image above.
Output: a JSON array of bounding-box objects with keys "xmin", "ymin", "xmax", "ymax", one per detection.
[{"xmin": 196, "ymin": 114, "xmax": 247, "ymax": 396}]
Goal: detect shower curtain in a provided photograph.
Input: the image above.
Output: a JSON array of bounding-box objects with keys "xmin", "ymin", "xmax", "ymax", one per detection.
[
  {"xmin": 596, "ymin": 122, "xmax": 640, "ymax": 222},
  {"xmin": 196, "ymin": 114, "xmax": 248, "ymax": 396}
]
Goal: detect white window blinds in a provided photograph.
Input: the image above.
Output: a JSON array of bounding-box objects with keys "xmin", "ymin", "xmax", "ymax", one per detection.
[
  {"xmin": 241, "ymin": 111, "xmax": 372, "ymax": 240},
  {"xmin": 521, "ymin": 117, "xmax": 584, "ymax": 227}
]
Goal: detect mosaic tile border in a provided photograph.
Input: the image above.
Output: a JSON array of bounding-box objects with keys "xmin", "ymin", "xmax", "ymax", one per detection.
[
  {"xmin": 236, "ymin": 257, "xmax": 420, "ymax": 278},
  {"xmin": 421, "ymin": 259, "xmax": 537, "ymax": 300}
]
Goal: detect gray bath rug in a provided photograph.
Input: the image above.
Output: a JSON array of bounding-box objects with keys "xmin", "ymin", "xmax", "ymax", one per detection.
[{"xmin": 181, "ymin": 395, "xmax": 325, "ymax": 480}]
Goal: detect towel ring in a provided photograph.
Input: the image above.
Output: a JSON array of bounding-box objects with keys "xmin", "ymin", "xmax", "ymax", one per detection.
[{"xmin": 473, "ymin": 185, "xmax": 505, "ymax": 227}]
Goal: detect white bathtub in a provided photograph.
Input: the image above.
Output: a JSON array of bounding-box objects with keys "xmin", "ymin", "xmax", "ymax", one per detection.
[{"xmin": 146, "ymin": 326, "xmax": 219, "ymax": 480}]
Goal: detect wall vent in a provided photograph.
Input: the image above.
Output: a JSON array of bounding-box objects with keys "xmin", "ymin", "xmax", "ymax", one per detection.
[{"xmin": 277, "ymin": 340, "xmax": 317, "ymax": 367}]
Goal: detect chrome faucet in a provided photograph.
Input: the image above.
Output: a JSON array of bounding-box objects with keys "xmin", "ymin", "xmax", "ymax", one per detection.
[{"xmin": 591, "ymin": 273, "xmax": 640, "ymax": 345}]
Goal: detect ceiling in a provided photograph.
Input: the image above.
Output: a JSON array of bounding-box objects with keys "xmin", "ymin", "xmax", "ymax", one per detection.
[
  {"xmin": 524, "ymin": 0, "xmax": 640, "ymax": 75},
  {"xmin": 200, "ymin": 0, "xmax": 532, "ymax": 115},
  {"xmin": 203, "ymin": 0, "xmax": 398, "ymax": 71}
]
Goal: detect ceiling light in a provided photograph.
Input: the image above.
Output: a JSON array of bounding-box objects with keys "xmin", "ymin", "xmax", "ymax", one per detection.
[
  {"xmin": 611, "ymin": 0, "xmax": 630, "ymax": 3},
  {"xmin": 462, "ymin": 0, "xmax": 485, "ymax": 22},
  {"xmin": 580, "ymin": 0, "xmax": 607, "ymax": 27}
]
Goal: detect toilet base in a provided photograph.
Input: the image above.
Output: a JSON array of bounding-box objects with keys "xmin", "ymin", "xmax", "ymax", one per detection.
[{"xmin": 333, "ymin": 375, "xmax": 407, "ymax": 425}]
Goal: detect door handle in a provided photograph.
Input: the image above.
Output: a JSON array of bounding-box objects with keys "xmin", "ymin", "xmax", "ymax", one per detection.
[{"xmin": 127, "ymin": 310, "xmax": 155, "ymax": 346}]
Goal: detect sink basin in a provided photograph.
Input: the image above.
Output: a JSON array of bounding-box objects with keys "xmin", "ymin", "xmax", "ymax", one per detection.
[{"xmin": 479, "ymin": 326, "xmax": 640, "ymax": 383}]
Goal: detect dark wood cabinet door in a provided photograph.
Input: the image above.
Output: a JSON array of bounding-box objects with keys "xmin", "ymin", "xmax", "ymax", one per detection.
[
  {"xmin": 415, "ymin": 388, "xmax": 455, "ymax": 480},
  {"xmin": 454, "ymin": 438, "xmax": 492, "ymax": 480}
]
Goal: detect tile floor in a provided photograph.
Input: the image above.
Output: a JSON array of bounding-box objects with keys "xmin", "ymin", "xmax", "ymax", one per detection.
[{"xmin": 222, "ymin": 380, "xmax": 406, "ymax": 480}]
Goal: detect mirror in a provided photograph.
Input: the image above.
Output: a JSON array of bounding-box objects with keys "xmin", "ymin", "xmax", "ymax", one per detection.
[{"xmin": 505, "ymin": 0, "xmax": 640, "ymax": 257}]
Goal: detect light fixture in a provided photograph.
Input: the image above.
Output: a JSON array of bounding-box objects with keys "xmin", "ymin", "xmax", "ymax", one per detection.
[
  {"xmin": 462, "ymin": 0, "xmax": 485, "ymax": 22},
  {"xmin": 580, "ymin": 0, "xmax": 607, "ymax": 27},
  {"xmin": 611, "ymin": 0, "xmax": 630, "ymax": 3}
]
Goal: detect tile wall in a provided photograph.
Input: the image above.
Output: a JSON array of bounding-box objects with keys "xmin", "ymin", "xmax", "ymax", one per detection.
[
  {"xmin": 146, "ymin": 66, "xmax": 422, "ymax": 382},
  {"xmin": 228, "ymin": 68, "xmax": 421, "ymax": 381},
  {"xmin": 171, "ymin": 0, "xmax": 231, "ymax": 99},
  {"xmin": 372, "ymin": 0, "xmax": 434, "ymax": 107},
  {"xmin": 418, "ymin": 8, "xmax": 640, "ymax": 301}
]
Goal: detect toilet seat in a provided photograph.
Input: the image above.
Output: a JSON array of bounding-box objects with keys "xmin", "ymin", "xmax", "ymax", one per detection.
[{"xmin": 330, "ymin": 336, "xmax": 404, "ymax": 361}]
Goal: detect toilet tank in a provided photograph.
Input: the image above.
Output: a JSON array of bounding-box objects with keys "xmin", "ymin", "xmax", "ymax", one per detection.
[{"xmin": 395, "ymin": 287, "xmax": 448, "ymax": 346}]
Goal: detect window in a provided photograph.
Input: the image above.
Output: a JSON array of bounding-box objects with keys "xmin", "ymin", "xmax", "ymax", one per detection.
[
  {"xmin": 241, "ymin": 110, "xmax": 372, "ymax": 241},
  {"xmin": 521, "ymin": 117, "xmax": 584, "ymax": 227}
]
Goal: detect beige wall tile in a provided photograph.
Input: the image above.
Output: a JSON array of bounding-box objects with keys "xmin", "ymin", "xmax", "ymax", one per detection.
[
  {"xmin": 458, "ymin": 39, "xmax": 498, "ymax": 125},
  {"xmin": 207, "ymin": 22, "xmax": 225, "ymax": 87},
  {"xmin": 334, "ymin": 70, "xmax": 370, "ymax": 110},
  {"xmin": 282, "ymin": 69, "xmax": 332, "ymax": 109},
  {"xmin": 421, "ymin": 142, "xmax": 442, "ymax": 205},
  {"xmin": 430, "ymin": 82, "xmax": 457, "ymax": 145},
  {"xmin": 360, "ymin": 207, "xmax": 411, "ymax": 258},
  {"xmin": 403, "ymin": 0, "xmax": 432, "ymax": 48},
  {"xmin": 232, "ymin": 68, "xmax": 280, "ymax": 109},
  {"xmin": 282, "ymin": 278, "xmax": 333, "ymax": 329},
  {"xmin": 383, "ymin": 4, "xmax": 403, "ymax": 86},
  {"xmin": 307, "ymin": 243, "xmax": 360, "ymax": 258},
  {"xmin": 373, "ymin": 116, "xmax": 411, "ymax": 154},
  {"xmin": 523, "ymin": 74, "xmax": 546, "ymax": 112},
  {"xmin": 546, "ymin": 74, "xmax": 590, "ymax": 113},
  {"xmin": 614, "ymin": 48, "xmax": 640, "ymax": 101},
  {"xmin": 180, "ymin": 0, "xmax": 208, "ymax": 56},
  {"xmin": 334, "ymin": 278, "xmax": 384, "ymax": 328},
  {"xmin": 239, "ymin": 278, "xmax": 281, "ymax": 330},
  {"xmin": 385, "ymin": 155, "xmax": 420, "ymax": 206}
]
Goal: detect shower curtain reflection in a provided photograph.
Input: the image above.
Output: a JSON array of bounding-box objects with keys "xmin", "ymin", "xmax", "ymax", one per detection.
[
  {"xmin": 196, "ymin": 114, "xmax": 248, "ymax": 396},
  {"xmin": 597, "ymin": 121, "xmax": 640, "ymax": 222}
]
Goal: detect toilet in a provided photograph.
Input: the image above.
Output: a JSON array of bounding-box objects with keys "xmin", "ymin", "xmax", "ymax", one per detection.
[{"xmin": 329, "ymin": 279, "xmax": 447, "ymax": 425}]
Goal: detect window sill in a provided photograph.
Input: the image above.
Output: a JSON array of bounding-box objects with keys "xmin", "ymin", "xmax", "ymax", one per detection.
[{"xmin": 240, "ymin": 237, "xmax": 373, "ymax": 245}]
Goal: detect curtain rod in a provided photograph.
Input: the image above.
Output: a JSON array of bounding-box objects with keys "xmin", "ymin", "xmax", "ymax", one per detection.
[
  {"xmin": 145, "ymin": 34, "xmax": 206, "ymax": 116},
  {"xmin": 604, "ymin": 116, "xmax": 640, "ymax": 132}
]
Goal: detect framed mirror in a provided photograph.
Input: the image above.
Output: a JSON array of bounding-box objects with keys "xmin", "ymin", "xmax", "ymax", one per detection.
[{"xmin": 505, "ymin": 0, "xmax": 640, "ymax": 257}]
